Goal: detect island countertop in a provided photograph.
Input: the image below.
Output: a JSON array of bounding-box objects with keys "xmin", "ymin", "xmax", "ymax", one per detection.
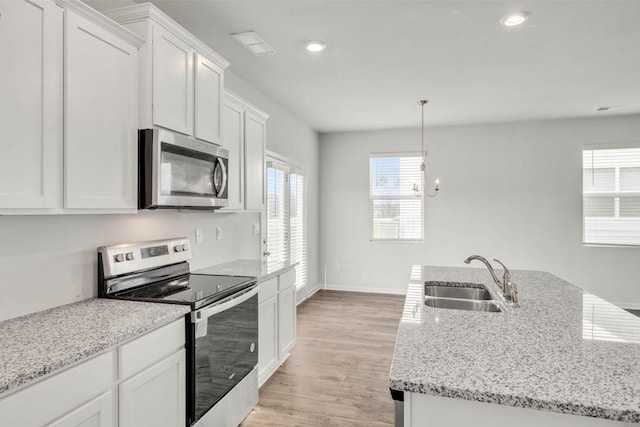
[{"xmin": 389, "ymin": 266, "xmax": 640, "ymax": 423}]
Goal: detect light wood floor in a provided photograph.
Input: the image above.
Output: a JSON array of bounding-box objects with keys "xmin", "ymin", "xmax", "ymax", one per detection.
[{"xmin": 241, "ymin": 290, "xmax": 405, "ymax": 427}]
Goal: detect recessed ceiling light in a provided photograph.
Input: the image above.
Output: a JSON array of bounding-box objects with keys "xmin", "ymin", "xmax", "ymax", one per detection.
[
  {"xmin": 500, "ymin": 11, "xmax": 531, "ymax": 27},
  {"xmin": 305, "ymin": 40, "xmax": 327, "ymax": 53}
]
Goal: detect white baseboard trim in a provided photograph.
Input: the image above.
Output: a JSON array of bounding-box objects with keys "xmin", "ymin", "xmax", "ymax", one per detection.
[
  {"xmin": 296, "ymin": 283, "xmax": 321, "ymax": 306},
  {"xmin": 322, "ymin": 283, "xmax": 406, "ymax": 296},
  {"xmin": 610, "ymin": 301, "xmax": 640, "ymax": 310}
]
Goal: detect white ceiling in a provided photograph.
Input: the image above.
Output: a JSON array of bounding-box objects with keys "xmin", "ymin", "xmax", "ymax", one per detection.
[{"xmin": 90, "ymin": 1, "xmax": 640, "ymax": 133}]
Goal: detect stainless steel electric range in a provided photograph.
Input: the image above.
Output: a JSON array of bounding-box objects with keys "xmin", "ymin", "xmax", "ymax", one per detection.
[{"xmin": 97, "ymin": 237, "xmax": 258, "ymax": 427}]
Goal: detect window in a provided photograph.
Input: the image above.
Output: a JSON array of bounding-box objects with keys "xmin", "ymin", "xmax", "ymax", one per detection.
[
  {"xmin": 266, "ymin": 157, "xmax": 307, "ymax": 289},
  {"xmin": 370, "ymin": 155, "xmax": 423, "ymax": 241},
  {"xmin": 583, "ymin": 147, "xmax": 640, "ymax": 246}
]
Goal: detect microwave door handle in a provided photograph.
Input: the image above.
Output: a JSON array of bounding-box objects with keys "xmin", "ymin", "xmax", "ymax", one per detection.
[
  {"xmin": 216, "ymin": 157, "xmax": 227, "ymax": 198},
  {"xmin": 190, "ymin": 284, "xmax": 258, "ymax": 323}
]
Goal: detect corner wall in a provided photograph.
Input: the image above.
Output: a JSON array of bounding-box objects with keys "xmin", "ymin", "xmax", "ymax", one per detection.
[{"xmin": 319, "ymin": 114, "xmax": 640, "ymax": 307}]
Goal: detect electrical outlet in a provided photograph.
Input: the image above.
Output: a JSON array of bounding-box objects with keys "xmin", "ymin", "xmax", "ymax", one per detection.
[
  {"xmin": 335, "ymin": 261, "xmax": 340, "ymax": 269},
  {"xmin": 216, "ymin": 226, "xmax": 222, "ymax": 240},
  {"xmin": 253, "ymin": 222, "xmax": 260, "ymax": 235},
  {"xmin": 195, "ymin": 228, "xmax": 203, "ymax": 244}
]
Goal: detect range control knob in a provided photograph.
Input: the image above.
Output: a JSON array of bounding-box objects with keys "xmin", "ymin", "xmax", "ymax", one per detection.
[
  {"xmin": 181, "ymin": 244, "xmax": 189, "ymax": 252},
  {"xmin": 114, "ymin": 253, "xmax": 124, "ymax": 262},
  {"xmin": 126, "ymin": 252, "xmax": 134, "ymax": 261},
  {"xmin": 174, "ymin": 245, "xmax": 182, "ymax": 253}
]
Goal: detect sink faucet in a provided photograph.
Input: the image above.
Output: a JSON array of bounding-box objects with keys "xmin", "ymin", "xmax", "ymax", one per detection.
[{"xmin": 464, "ymin": 255, "xmax": 518, "ymax": 305}]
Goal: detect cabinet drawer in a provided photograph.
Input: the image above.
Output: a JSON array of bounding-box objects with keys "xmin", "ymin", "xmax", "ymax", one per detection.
[
  {"xmin": 278, "ymin": 269, "xmax": 296, "ymax": 292},
  {"xmin": 259, "ymin": 277, "xmax": 278, "ymax": 303},
  {"xmin": 0, "ymin": 351, "xmax": 114, "ymax": 427},
  {"xmin": 118, "ymin": 318, "xmax": 185, "ymax": 380}
]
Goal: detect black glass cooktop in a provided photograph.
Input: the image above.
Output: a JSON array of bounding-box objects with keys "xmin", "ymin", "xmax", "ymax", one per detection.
[{"xmin": 116, "ymin": 273, "xmax": 255, "ymax": 309}]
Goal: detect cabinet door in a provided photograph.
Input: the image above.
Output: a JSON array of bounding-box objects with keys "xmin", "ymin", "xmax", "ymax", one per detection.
[
  {"xmin": 48, "ymin": 392, "xmax": 114, "ymax": 427},
  {"xmin": 64, "ymin": 10, "xmax": 138, "ymax": 209},
  {"xmin": 258, "ymin": 296, "xmax": 278, "ymax": 386},
  {"xmin": 152, "ymin": 24, "xmax": 194, "ymax": 136},
  {"xmin": 245, "ymin": 111, "xmax": 266, "ymax": 210},
  {"xmin": 278, "ymin": 286, "xmax": 297, "ymax": 362},
  {"xmin": 0, "ymin": 0, "xmax": 62, "ymax": 209},
  {"xmin": 222, "ymin": 98, "xmax": 245, "ymax": 210},
  {"xmin": 119, "ymin": 349, "xmax": 186, "ymax": 427},
  {"xmin": 195, "ymin": 53, "xmax": 224, "ymax": 144}
]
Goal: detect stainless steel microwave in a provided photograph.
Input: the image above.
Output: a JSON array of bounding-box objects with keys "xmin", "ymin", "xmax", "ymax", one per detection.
[{"xmin": 138, "ymin": 128, "xmax": 229, "ymax": 210}]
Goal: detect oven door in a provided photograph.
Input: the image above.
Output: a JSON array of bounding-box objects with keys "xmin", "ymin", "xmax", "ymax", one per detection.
[
  {"xmin": 139, "ymin": 128, "xmax": 228, "ymax": 209},
  {"xmin": 187, "ymin": 284, "xmax": 258, "ymax": 425}
]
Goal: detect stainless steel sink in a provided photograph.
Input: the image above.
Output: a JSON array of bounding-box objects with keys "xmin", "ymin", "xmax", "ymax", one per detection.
[
  {"xmin": 424, "ymin": 297, "xmax": 502, "ymax": 312},
  {"xmin": 424, "ymin": 283, "xmax": 492, "ymax": 300},
  {"xmin": 423, "ymin": 281, "xmax": 502, "ymax": 313}
]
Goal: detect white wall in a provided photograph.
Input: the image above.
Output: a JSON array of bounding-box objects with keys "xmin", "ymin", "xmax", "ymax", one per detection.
[
  {"xmin": 0, "ymin": 211, "xmax": 259, "ymax": 321},
  {"xmin": 225, "ymin": 71, "xmax": 321, "ymax": 303},
  {"xmin": 319, "ymin": 114, "xmax": 640, "ymax": 307}
]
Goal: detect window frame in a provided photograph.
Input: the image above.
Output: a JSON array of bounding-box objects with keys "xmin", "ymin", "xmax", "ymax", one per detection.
[
  {"xmin": 369, "ymin": 152, "xmax": 425, "ymax": 242},
  {"xmin": 265, "ymin": 151, "xmax": 308, "ymax": 290},
  {"xmin": 582, "ymin": 143, "xmax": 640, "ymax": 248}
]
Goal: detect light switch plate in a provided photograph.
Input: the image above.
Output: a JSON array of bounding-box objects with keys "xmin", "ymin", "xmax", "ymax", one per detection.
[{"xmin": 195, "ymin": 228, "xmax": 203, "ymax": 244}]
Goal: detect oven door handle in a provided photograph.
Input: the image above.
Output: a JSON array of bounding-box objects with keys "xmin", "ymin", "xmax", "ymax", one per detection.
[{"xmin": 190, "ymin": 283, "xmax": 258, "ymax": 323}]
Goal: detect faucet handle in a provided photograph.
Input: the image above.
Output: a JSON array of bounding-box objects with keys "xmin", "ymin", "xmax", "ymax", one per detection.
[
  {"xmin": 493, "ymin": 258, "xmax": 511, "ymax": 282},
  {"xmin": 510, "ymin": 282, "xmax": 520, "ymax": 307}
]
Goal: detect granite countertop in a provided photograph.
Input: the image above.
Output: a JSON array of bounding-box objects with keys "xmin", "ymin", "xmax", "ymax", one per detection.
[
  {"xmin": 193, "ymin": 259, "xmax": 298, "ymax": 282},
  {"xmin": 390, "ymin": 266, "xmax": 640, "ymax": 422},
  {"xmin": 0, "ymin": 298, "xmax": 190, "ymax": 396}
]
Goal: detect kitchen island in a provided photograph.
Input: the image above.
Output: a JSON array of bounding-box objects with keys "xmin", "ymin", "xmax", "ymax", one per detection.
[{"xmin": 390, "ymin": 266, "xmax": 640, "ymax": 426}]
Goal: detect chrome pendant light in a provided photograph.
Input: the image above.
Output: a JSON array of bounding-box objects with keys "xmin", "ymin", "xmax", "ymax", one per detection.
[{"xmin": 414, "ymin": 100, "xmax": 440, "ymax": 198}]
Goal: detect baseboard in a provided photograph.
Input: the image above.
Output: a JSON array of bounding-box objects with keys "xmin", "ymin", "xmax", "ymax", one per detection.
[
  {"xmin": 296, "ymin": 283, "xmax": 321, "ymax": 306},
  {"xmin": 610, "ymin": 301, "xmax": 640, "ymax": 310},
  {"xmin": 322, "ymin": 283, "xmax": 407, "ymax": 296}
]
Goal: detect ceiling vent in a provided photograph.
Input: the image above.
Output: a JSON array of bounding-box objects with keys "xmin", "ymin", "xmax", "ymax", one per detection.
[{"xmin": 231, "ymin": 31, "xmax": 276, "ymax": 56}]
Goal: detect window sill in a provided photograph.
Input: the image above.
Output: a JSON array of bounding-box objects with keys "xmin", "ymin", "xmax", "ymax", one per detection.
[
  {"xmin": 582, "ymin": 243, "xmax": 640, "ymax": 249},
  {"xmin": 369, "ymin": 239, "xmax": 424, "ymax": 243}
]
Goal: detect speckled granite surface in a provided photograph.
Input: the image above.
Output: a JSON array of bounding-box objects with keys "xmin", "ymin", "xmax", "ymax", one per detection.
[
  {"xmin": 0, "ymin": 298, "xmax": 189, "ymax": 396},
  {"xmin": 390, "ymin": 266, "xmax": 640, "ymax": 422},
  {"xmin": 194, "ymin": 259, "xmax": 297, "ymax": 282}
]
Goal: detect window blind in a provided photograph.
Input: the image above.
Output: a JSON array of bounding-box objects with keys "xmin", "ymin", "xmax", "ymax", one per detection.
[
  {"xmin": 370, "ymin": 155, "xmax": 423, "ymax": 241},
  {"xmin": 290, "ymin": 173, "xmax": 307, "ymax": 289},
  {"xmin": 583, "ymin": 147, "xmax": 640, "ymax": 246},
  {"xmin": 266, "ymin": 159, "xmax": 308, "ymax": 289}
]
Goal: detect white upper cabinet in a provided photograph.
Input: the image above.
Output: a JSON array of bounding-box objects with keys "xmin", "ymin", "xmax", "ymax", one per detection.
[
  {"xmin": 152, "ymin": 24, "xmax": 194, "ymax": 136},
  {"xmin": 221, "ymin": 91, "xmax": 269, "ymax": 211},
  {"xmin": 0, "ymin": 0, "xmax": 142, "ymax": 214},
  {"xmin": 64, "ymin": 7, "xmax": 140, "ymax": 210},
  {"xmin": 104, "ymin": 3, "xmax": 229, "ymax": 143},
  {"xmin": 0, "ymin": 0, "xmax": 62, "ymax": 209},
  {"xmin": 222, "ymin": 97, "xmax": 245, "ymax": 210},
  {"xmin": 245, "ymin": 111, "xmax": 267, "ymax": 210},
  {"xmin": 195, "ymin": 53, "xmax": 224, "ymax": 144}
]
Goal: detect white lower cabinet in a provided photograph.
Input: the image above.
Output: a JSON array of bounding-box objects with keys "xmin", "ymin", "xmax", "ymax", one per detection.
[
  {"xmin": 0, "ymin": 318, "xmax": 185, "ymax": 427},
  {"xmin": 48, "ymin": 391, "xmax": 114, "ymax": 427},
  {"xmin": 258, "ymin": 293, "xmax": 279, "ymax": 386},
  {"xmin": 257, "ymin": 270, "xmax": 297, "ymax": 387},
  {"xmin": 278, "ymin": 285, "xmax": 297, "ymax": 361},
  {"xmin": 119, "ymin": 349, "xmax": 186, "ymax": 427}
]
